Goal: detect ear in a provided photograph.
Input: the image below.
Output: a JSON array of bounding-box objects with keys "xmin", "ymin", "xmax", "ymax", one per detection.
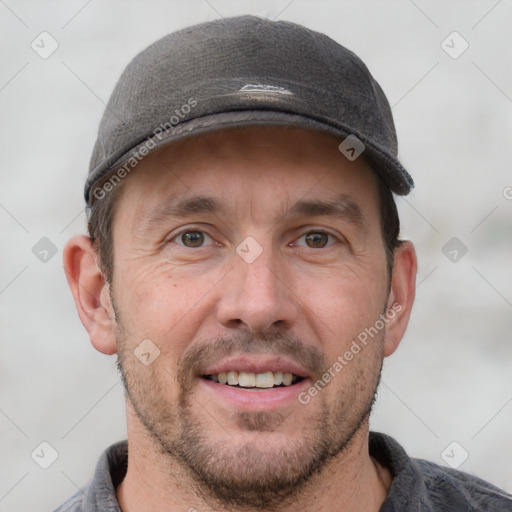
[
  {"xmin": 63, "ymin": 235, "xmax": 117, "ymax": 355},
  {"xmin": 382, "ymin": 241, "xmax": 417, "ymax": 357}
]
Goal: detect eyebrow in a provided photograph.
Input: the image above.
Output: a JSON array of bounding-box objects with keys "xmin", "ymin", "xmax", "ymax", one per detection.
[
  {"xmin": 286, "ymin": 195, "xmax": 365, "ymax": 226},
  {"xmin": 137, "ymin": 195, "xmax": 225, "ymax": 234},
  {"xmin": 137, "ymin": 193, "xmax": 366, "ymax": 236}
]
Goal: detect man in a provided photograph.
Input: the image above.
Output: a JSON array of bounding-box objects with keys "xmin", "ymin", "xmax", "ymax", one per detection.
[{"xmin": 58, "ymin": 15, "xmax": 511, "ymax": 512}]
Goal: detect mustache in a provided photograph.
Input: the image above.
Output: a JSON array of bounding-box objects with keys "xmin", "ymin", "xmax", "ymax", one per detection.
[{"xmin": 177, "ymin": 331, "xmax": 327, "ymax": 387}]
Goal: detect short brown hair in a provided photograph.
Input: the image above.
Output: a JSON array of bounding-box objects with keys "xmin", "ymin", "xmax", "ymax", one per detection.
[{"xmin": 87, "ymin": 181, "xmax": 125, "ymax": 283}]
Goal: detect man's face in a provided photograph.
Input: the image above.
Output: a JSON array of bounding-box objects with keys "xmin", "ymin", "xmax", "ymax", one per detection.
[{"xmin": 110, "ymin": 127, "xmax": 391, "ymax": 506}]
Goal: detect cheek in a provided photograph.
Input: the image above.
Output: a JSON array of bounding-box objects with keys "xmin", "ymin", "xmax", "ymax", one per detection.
[
  {"xmin": 297, "ymin": 263, "xmax": 388, "ymax": 355},
  {"xmin": 115, "ymin": 262, "xmax": 223, "ymax": 352}
]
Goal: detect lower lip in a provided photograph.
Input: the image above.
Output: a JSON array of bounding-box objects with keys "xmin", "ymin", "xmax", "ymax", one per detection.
[{"xmin": 199, "ymin": 377, "xmax": 312, "ymax": 411}]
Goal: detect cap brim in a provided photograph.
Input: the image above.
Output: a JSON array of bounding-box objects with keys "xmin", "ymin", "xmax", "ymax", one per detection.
[{"xmin": 86, "ymin": 110, "xmax": 413, "ymax": 204}]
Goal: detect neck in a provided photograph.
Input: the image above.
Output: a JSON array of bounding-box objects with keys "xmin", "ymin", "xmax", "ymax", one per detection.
[{"xmin": 117, "ymin": 416, "xmax": 391, "ymax": 512}]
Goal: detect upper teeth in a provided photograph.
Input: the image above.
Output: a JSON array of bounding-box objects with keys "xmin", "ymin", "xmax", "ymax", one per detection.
[{"xmin": 210, "ymin": 371, "xmax": 297, "ymax": 388}]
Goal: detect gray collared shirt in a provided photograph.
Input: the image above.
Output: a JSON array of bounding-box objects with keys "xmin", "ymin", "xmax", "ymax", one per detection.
[{"xmin": 54, "ymin": 432, "xmax": 512, "ymax": 511}]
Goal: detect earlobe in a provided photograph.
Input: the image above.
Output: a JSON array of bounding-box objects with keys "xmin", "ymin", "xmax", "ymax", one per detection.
[
  {"xmin": 63, "ymin": 235, "xmax": 117, "ymax": 355},
  {"xmin": 383, "ymin": 241, "xmax": 417, "ymax": 357}
]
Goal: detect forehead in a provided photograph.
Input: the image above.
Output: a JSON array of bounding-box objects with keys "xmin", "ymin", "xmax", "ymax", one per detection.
[{"xmin": 115, "ymin": 126, "xmax": 381, "ymax": 224}]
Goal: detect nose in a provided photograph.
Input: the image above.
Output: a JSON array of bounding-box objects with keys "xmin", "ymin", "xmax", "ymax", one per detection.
[{"xmin": 216, "ymin": 245, "xmax": 299, "ymax": 334}]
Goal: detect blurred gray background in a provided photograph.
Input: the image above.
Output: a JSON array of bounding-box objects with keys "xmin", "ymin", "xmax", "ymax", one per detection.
[{"xmin": 1, "ymin": 1, "xmax": 511, "ymax": 510}]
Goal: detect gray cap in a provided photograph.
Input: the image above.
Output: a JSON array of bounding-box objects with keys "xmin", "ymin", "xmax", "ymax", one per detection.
[{"xmin": 86, "ymin": 15, "xmax": 413, "ymax": 205}]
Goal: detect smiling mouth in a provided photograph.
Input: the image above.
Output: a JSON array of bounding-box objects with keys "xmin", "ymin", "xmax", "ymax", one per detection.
[{"xmin": 203, "ymin": 371, "xmax": 304, "ymax": 389}]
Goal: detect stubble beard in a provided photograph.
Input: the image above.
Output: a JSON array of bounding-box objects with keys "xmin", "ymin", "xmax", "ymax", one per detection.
[{"xmin": 114, "ymin": 308, "xmax": 384, "ymax": 509}]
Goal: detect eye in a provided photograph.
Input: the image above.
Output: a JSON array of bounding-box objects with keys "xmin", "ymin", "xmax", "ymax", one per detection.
[
  {"xmin": 296, "ymin": 231, "xmax": 338, "ymax": 249},
  {"xmin": 174, "ymin": 230, "xmax": 214, "ymax": 248}
]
